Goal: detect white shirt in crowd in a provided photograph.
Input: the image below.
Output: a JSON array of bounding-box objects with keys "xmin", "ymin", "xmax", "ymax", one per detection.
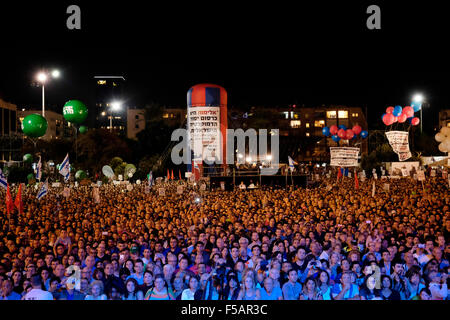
[
  {"xmin": 181, "ymin": 289, "xmax": 196, "ymax": 300},
  {"xmin": 23, "ymin": 289, "xmax": 53, "ymax": 300}
]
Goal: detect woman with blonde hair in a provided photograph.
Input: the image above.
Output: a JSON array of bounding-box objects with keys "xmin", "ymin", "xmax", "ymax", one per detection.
[
  {"xmin": 85, "ymin": 280, "xmax": 107, "ymax": 300},
  {"xmin": 237, "ymin": 273, "xmax": 261, "ymax": 300}
]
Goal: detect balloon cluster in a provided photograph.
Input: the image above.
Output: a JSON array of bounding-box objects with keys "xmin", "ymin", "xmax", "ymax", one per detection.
[
  {"xmin": 381, "ymin": 105, "xmax": 420, "ymax": 126},
  {"xmin": 435, "ymin": 127, "xmax": 450, "ymax": 153},
  {"xmin": 322, "ymin": 124, "xmax": 368, "ymax": 143}
]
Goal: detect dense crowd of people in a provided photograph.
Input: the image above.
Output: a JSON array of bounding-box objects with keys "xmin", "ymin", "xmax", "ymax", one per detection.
[{"xmin": 0, "ymin": 173, "xmax": 448, "ymax": 300}]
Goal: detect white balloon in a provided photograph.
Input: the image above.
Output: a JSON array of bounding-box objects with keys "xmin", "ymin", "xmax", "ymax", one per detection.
[
  {"xmin": 441, "ymin": 127, "xmax": 450, "ymax": 137},
  {"xmin": 435, "ymin": 132, "xmax": 445, "ymax": 142},
  {"xmin": 443, "ymin": 139, "xmax": 450, "ymax": 151},
  {"xmin": 439, "ymin": 143, "xmax": 447, "ymax": 153}
]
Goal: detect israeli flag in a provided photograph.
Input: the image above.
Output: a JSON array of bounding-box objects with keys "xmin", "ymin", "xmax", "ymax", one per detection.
[
  {"xmin": 59, "ymin": 153, "xmax": 70, "ymax": 181},
  {"xmin": 36, "ymin": 156, "xmax": 42, "ymax": 181},
  {"xmin": 37, "ymin": 178, "xmax": 49, "ymax": 200},
  {"xmin": 288, "ymin": 156, "xmax": 296, "ymax": 172},
  {"xmin": 0, "ymin": 168, "xmax": 7, "ymax": 190},
  {"xmin": 148, "ymin": 171, "xmax": 153, "ymax": 186}
]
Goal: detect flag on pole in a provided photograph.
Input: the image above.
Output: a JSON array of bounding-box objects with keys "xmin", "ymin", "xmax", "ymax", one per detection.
[
  {"xmin": 179, "ymin": 169, "xmax": 182, "ymax": 180},
  {"xmin": 171, "ymin": 169, "xmax": 174, "ymax": 180},
  {"xmin": 288, "ymin": 156, "xmax": 296, "ymax": 172},
  {"xmin": 344, "ymin": 168, "xmax": 349, "ymax": 177},
  {"xmin": 167, "ymin": 169, "xmax": 170, "ymax": 180},
  {"xmin": 371, "ymin": 180, "xmax": 376, "ymax": 197},
  {"xmin": 148, "ymin": 171, "xmax": 153, "ymax": 186},
  {"xmin": 0, "ymin": 168, "xmax": 7, "ymax": 190},
  {"xmin": 6, "ymin": 183, "xmax": 14, "ymax": 214},
  {"xmin": 14, "ymin": 183, "xmax": 23, "ymax": 215},
  {"xmin": 59, "ymin": 153, "xmax": 70, "ymax": 182},
  {"xmin": 36, "ymin": 156, "xmax": 42, "ymax": 181},
  {"xmin": 354, "ymin": 170, "xmax": 359, "ymax": 189},
  {"xmin": 337, "ymin": 167, "xmax": 342, "ymax": 181},
  {"xmin": 37, "ymin": 178, "xmax": 49, "ymax": 200}
]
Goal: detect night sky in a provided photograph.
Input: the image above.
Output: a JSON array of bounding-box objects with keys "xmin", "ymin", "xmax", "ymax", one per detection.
[{"xmin": 1, "ymin": 1, "xmax": 450, "ymax": 132}]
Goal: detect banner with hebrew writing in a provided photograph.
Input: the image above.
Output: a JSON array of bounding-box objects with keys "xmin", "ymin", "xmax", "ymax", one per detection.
[
  {"xmin": 385, "ymin": 131, "xmax": 412, "ymax": 161},
  {"xmin": 330, "ymin": 147, "xmax": 360, "ymax": 167}
]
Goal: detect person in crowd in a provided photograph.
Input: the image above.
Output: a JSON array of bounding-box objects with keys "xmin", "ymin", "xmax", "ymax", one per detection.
[
  {"xmin": 123, "ymin": 278, "xmax": 144, "ymax": 300},
  {"xmin": 85, "ymin": 280, "xmax": 107, "ymax": 300},
  {"xmin": 22, "ymin": 274, "xmax": 53, "ymax": 300},
  {"xmin": 181, "ymin": 275, "xmax": 199, "ymax": 300},
  {"xmin": 144, "ymin": 274, "xmax": 174, "ymax": 300},
  {"xmin": 0, "ymin": 279, "xmax": 22, "ymax": 300},
  {"xmin": 282, "ymin": 269, "xmax": 302, "ymax": 300}
]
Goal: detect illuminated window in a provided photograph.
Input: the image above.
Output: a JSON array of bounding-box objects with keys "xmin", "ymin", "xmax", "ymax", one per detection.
[
  {"xmin": 283, "ymin": 112, "xmax": 289, "ymax": 119},
  {"xmin": 163, "ymin": 113, "xmax": 169, "ymax": 119},
  {"xmin": 326, "ymin": 111, "xmax": 336, "ymax": 119},
  {"xmin": 338, "ymin": 110, "xmax": 348, "ymax": 119},
  {"xmin": 290, "ymin": 120, "xmax": 301, "ymax": 128},
  {"xmin": 352, "ymin": 113, "xmax": 359, "ymax": 117},
  {"xmin": 306, "ymin": 132, "xmax": 310, "ymax": 137},
  {"xmin": 306, "ymin": 123, "xmax": 310, "ymax": 128},
  {"xmin": 314, "ymin": 120, "xmax": 325, "ymax": 127},
  {"xmin": 101, "ymin": 112, "xmax": 106, "ymax": 116},
  {"xmin": 113, "ymin": 82, "xmax": 117, "ymax": 87},
  {"xmin": 293, "ymin": 113, "xmax": 299, "ymax": 119},
  {"xmin": 97, "ymin": 80, "xmax": 106, "ymax": 85}
]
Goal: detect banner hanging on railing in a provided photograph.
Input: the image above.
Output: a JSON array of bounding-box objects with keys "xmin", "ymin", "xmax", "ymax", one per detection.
[{"xmin": 330, "ymin": 147, "xmax": 360, "ymax": 167}]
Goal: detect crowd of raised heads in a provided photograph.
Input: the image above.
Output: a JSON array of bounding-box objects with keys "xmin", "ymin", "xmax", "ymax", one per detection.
[{"xmin": 0, "ymin": 174, "xmax": 448, "ymax": 300}]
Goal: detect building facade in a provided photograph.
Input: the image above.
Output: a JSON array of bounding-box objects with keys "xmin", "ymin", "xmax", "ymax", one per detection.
[
  {"xmin": 93, "ymin": 76, "xmax": 127, "ymax": 134},
  {"xmin": 438, "ymin": 110, "xmax": 450, "ymax": 129},
  {"xmin": 0, "ymin": 99, "xmax": 20, "ymax": 162},
  {"xmin": 18, "ymin": 110, "xmax": 73, "ymax": 141}
]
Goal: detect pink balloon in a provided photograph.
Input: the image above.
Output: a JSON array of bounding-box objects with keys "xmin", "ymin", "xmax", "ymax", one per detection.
[
  {"xmin": 393, "ymin": 116, "xmax": 398, "ymax": 123},
  {"xmin": 403, "ymin": 106, "xmax": 414, "ymax": 118},
  {"xmin": 345, "ymin": 129, "xmax": 354, "ymax": 140},
  {"xmin": 383, "ymin": 113, "xmax": 395, "ymax": 126},
  {"xmin": 352, "ymin": 125, "xmax": 362, "ymax": 135},
  {"xmin": 386, "ymin": 106, "xmax": 394, "ymax": 114},
  {"xmin": 397, "ymin": 113, "xmax": 407, "ymax": 123},
  {"xmin": 330, "ymin": 125, "xmax": 338, "ymax": 135},
  {"xmin": 411, "ymin": 117, "xmax": 420, "ymax": 126},
  {"xmin": 337, "ymin": 129, "xmax": 346, "ymax": 139}
]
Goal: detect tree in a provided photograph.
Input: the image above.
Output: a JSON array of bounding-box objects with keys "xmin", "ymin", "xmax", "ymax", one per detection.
[{"xmin": 75, "ymin": 129, "xmax": 131, "ymax": 175}]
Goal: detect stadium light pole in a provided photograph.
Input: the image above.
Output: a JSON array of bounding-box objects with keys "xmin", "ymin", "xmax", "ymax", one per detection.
[
  {"xmin": 110, "ymin": 101, "xmax": 122, "ymax": 133},
  {"xmin": 36, "ymin": 69, "xmax": 60, "ymax": 117},
  {"xmin": 413, "ymin": 94, "xmax": 424, "ymax": 133}
]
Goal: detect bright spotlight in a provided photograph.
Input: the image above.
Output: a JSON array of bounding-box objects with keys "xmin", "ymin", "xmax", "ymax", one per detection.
[
  {"xmin": 237, "ymin": 153, "xmax": 243, "ymax": 159},
  {"xmin": 413, "ymin": 94, "xmax": 423, "ymax": 103},
  {"xmin": 36, "ymin": 72, "xmax": 47, "ymax": 83},
  {"xmin": 51, "ymin": 70, "xmax": 60, "ymax": 78},
  {"xmin": 246, "ymin": 156, "xmax": 252, "ymax": 163},
  {"xmin": 111, "ymin": 101, "xmax": 122, "ymax": 111},
  {"xmin": 266, "ymin": 155, "xmax": 272, "ymax": 161}
]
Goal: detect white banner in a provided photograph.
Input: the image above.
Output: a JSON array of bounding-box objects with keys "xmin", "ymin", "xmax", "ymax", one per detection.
[
  {"xmin": 401, "ymin": 168, "xmax": 409, "ymax": 177},
  {"xmin": 187, "ymin": 106, "xmax": 222, "ymax": 162},
  {"xmin": 330, "ymin": 147, "xmax": 360, "ymax": 167},
  {"xmin": 52, "ymin": 182, "xmax": 61, "ymax": 188},
  {"xmin": 176, "ymin": 185, "xmax": 184, "ymax": 194},
  {"xmin": 158, "ymin": 188, "xmax": 166, "ymax": 196},
  {"xmin": 385, "ymin": 131, "xmax": 412, "ymax": 161},
  {"xmin": 417, "ymin": 170, "xmax": 425, "ymax": 181}
]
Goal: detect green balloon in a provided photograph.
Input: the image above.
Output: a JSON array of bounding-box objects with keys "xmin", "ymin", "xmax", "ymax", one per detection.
[
  {"xmin": 75, "ymin": 170, "xmax": 87, "ymax": 180},
  {"xmin": 21, "ymin": 114, "xmax": 48, "ymax": 138},
  {"xmin": 63, "ymin": 100, "xmax": 88, "ymax": 124},
  {"xmin": 23, "ymin": 154, "xmax": 33, "ymax": 162},
  {"xmin": 79, "ymin": 126, "xmax": 88, "ymax": 134},
  {"xmin": 27, "ymin": 173, "xmax": 34, "ymax": 180}
]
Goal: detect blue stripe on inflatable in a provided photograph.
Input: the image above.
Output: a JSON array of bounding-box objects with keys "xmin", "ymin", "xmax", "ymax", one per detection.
[{"xmin": 205, "ymin": 87, "xmax": 220, "ymax": 106}]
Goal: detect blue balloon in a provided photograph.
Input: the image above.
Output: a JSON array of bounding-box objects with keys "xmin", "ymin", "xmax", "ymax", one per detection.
[
  {"xmin": 411, "ymin": 101, "xmax": 422, "ymax": 112},
  {"xmin": 338, "ymin": 125, "xmax": 347, "ymax": 131},
  {"xmin": 381, "ymin": 113, "xmax": 387, "ymax": 122},
  {"xmin": 332, "ymin": 134, "xmax": 341, "ymax": 142},
  {"xmin": 360, "ymin": 130, "xmax": 368, "ymax": 139},
  {"xmin": 352, "ymin": 134, "xmax": 357, "ymax": 140},
  {"xmin": 322, "ymin": 127, "xmax": 330, "ymax": 137},
  {"xmin": 407, "ymin": 117, "xmax": 414, "ymax": 124},
  {"xmin": 393, "ymin": 105, "xmax": 403, "ymax": 117}
]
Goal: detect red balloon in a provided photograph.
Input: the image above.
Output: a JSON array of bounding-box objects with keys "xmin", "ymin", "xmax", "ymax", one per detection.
[
  {"xmin": 330, "ymin": 125, "xmax": 338, "ymax": 135},
  {"xmin": 397, "ymin": 113, "xmax": 407, "ymax": 123},
  {"xmin": 411, "ymin": 117, "xmax": 420, "ymax": 126},
  {"xmin": 337, "ymin": 129, "xmax": 346, "ymax": 139},
  {"xmin": 403, "ymin": 106, "xmax": 414, "ymax": 118},
  {"xmin": 352, "ymin": 125, "xmax": 362, "ymax": 135},
  {"xmin": 386, "ymin": 106, "xmax": 394, "ymax": 114},
  {"xmin": 383, "ymin": 113, "xmax": 395, "ymax": 126},
  {"xmin": 345, "ymin": 129, "xmax": 354, "ymax": 140},
  {"xmin": 393, "ymin": 116, "xmax": 398, "ymax": 123}
]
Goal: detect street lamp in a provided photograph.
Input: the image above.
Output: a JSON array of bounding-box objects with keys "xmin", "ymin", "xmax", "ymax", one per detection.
[
  {"xmin": 412, "ymin": 94, "xmax": 424, "ymax": 132},
  {"xmin": 109, "ymin": 101, "xmax": 122, "ymax": 132},
  {"xmin": 35, "ymin": 69, "xmax": 60, "ymax": 117}
]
